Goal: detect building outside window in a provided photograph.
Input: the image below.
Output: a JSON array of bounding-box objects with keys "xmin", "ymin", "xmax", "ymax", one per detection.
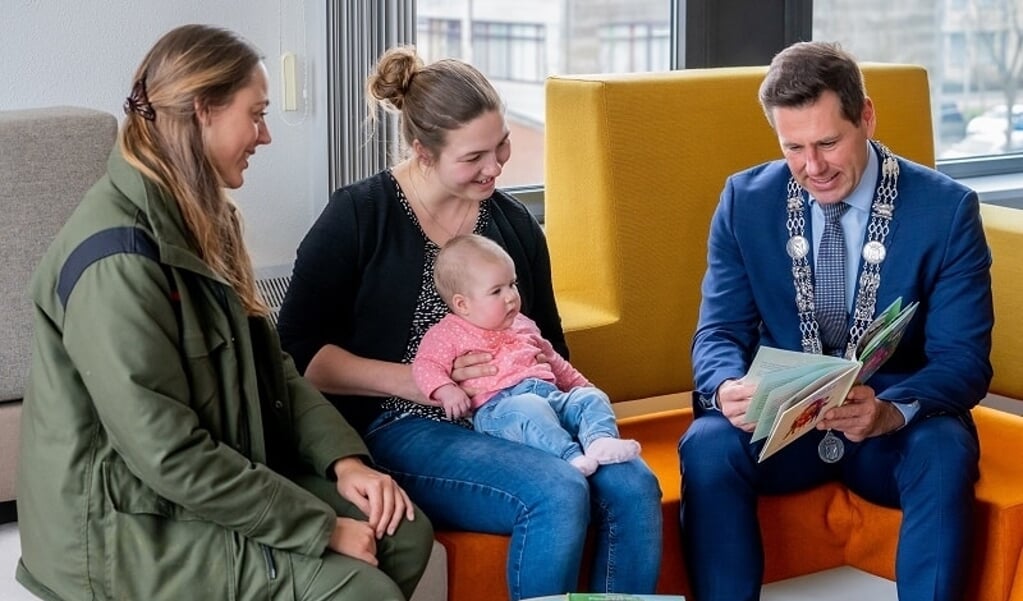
[
  {"xmin": 598, "ymin": 22, "xmax": 671, "ymax": 73},
  {"xmin": 418, "ymin": 18, "xmax": 463, "ymax": 62},
  {"xmin": 472, "ymin": 21, "xmax": 546, "ymax": 82},
  {"xmin": 334, "ymin": 0, "xmax": 1023, "ymax": 197},
  {"xmin": 815, "ymin": 0, "xmax": 1023, "ymax": 162}
]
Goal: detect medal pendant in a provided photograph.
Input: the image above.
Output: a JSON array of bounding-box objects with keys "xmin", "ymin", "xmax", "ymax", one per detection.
[
  {"xmin": 818, "ymin": 430, "xmax": 844, "ymax": 463},
  {"xmin": 862, "ymin": 240, "xmax": 886, "ymax": 265},
  {"xmin": 787, "ymin": 235, "xmax": 809, "ymax": 260}
]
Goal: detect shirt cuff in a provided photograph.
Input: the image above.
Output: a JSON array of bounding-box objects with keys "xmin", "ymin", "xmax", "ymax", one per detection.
[
  {"xmin": 696, "ymin": 391, "xmax": 721, "ymax": 412},
  {"xmin": 890, "ymin": 400, "xmax": 921, "ymax": 426}
]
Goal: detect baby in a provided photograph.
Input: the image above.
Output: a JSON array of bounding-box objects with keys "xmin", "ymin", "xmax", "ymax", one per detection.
[{"xmin": 412, "ymin": 234, "xmax": 640, "ymax": 476}]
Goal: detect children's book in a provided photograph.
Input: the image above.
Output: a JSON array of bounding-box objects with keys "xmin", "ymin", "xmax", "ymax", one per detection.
[
  {"xmin": 564, "ymin": 595, "xmax": 685, "ymax": 601},
  {"xmin": 743, "ymin": 297, "xmax": 919, "ymax": 462}
]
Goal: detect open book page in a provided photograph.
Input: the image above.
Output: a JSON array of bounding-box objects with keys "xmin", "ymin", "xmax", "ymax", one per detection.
[
  {"xmin": 855, "ymin": 299, "xmax": 919, "ymax": 383},
  {"xmin": 748, "ymin": 363, "xmax": 842, "ymax": 442},
  {"xmin": 743, "ymin": 296, "xmax": 919, "ymax": 463},
  {"xmin": 743, "ymin": 347, "xmax": 850, "ymax": 423},
  {"xmin": 745, "ymin": 346, "xmax": 847, "ymax": 382},
  {"xmin": 757, "ymin": 362, "xmax": 859, "ymax": 462}
]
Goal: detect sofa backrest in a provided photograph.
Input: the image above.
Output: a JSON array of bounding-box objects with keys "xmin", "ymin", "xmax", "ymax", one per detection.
[
  {"xmin": 0, "ymin": 107, "xmax": 118, "ymax": 402},
  {"xmin": 978, "ymin": 203, "xmax": 1023, "ymax": 400},
  {"xmin": 544, "ymin": 64, "xmax": 934, "ymax": 402}
]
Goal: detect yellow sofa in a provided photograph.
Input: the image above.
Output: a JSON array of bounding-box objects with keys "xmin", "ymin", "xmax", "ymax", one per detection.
[{"xmin": 434, "ymin": 64, "xmax": 1023, "ymax": 601}]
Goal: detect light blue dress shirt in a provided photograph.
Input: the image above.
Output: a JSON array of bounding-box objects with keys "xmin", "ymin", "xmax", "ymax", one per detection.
[{"xmin": 808, "ymin": 142, "xmax": 920, "ymax": 425}]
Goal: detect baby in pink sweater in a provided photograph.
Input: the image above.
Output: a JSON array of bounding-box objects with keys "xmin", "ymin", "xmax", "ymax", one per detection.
[{"xmin": 412, "ymin": 234, "xmax": 640, "ymax": 476}]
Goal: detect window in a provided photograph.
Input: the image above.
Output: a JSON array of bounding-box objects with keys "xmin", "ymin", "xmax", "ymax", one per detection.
[
  {"xmin": 598, "ymin": 22, "xmax": 671, "ymax": 73},
  {"xmin": 327, "ymin": 0, "xmax": 1023, "ymax": 209},
  {"xmin": 416, "ymin": 0, "xmax": 673, "ymax": 189},
  {"xmin": 472, "ymin": 21, "xmax": 546, "ymax": 82},
  {"xmin": 418, "ymin": 18, "xmax": 463, "ymax": 62},
  {"xmin": 815, "ymin": 0, "xmax": 1023, "ymax": 167}
]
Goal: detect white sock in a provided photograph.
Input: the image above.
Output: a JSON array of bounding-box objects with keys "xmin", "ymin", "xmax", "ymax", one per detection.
[
  {"xmin": 585, "ymin": 437, "xmax": 641, "ymax": 465},
  {"xmin": 569, "ymin": 454, "xmax": 599, "ymax": 477}
]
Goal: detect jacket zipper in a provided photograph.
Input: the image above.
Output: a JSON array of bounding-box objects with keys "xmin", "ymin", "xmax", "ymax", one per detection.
[{"xmin": 261, "ymin": 544, "xmax": 277, "ymax": 580}]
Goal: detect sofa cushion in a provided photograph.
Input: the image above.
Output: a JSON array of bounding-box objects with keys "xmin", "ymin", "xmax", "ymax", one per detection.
[{"xmin": 0, "ymin": 107, "xmax": 117, "ymax": 402}]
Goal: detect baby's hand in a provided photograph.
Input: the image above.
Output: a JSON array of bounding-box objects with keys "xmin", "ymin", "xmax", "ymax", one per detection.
[{"xmin": 435, "ymin": 384, "xmax": 472, "ymax": 420}]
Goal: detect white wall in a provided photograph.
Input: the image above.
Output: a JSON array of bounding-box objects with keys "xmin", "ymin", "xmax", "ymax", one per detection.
[{"xmin": 1, "ymin": 0, "xmax": 329, "ymax": 269}]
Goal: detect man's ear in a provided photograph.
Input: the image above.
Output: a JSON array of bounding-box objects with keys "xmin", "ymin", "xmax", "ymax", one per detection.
[{"xmin": 451, "ymin": 293, "xmax": 470, "ymax": 316}]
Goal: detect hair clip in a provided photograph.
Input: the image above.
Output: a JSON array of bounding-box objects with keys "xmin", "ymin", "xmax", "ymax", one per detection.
[{"xmin": 124, "ymin": 78, "xmax": 156, "ymax": 121}]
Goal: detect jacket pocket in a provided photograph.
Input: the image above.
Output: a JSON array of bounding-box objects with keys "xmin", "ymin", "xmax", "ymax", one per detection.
[
  {"xmin": 100, "ymin": 458, "xmax": 235, "ymax": 600},
  {"xmin": 181, "ymin": 327, "xmax": 229, "ymax": 413},
  {"xmin": 101, "ymin": 457, "xmax": 202, "ymax": 521}
]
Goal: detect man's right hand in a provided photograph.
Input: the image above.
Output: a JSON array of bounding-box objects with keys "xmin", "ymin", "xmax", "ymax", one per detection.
[
  {"xmin": 717, "ymin": 379, "xmax": 757, "ymax": 432},
  {"xmin": 328, "ymin": 517, "xmax": 378, "ymax": 566}
]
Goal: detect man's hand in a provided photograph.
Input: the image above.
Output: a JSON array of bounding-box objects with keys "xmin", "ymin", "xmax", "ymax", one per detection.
[
  {"xmin": 717, "ymin": 379, "xmax": 758, "ymax": 432},
  {"xmin": 816, "ymin": 384, "xmax": 905, "ymax": 442},
  {"xmin": 328, "ymin": 517, "xmax": 378, "ymax": 566},
  {"xmin": 434, "ymin": 383, "xmax": 473, "ymax": 419},
  {"xmin": 333, "ymin": 457, "xmax": 416, "ymax": 539}
]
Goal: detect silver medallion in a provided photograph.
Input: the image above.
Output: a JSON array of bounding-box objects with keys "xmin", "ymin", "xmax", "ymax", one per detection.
[
  {"xmin": 786, "ymin": 235, "xmax": 810, "ymax": 260},
  {"xmin": 862, "ymin": 240, "xmax": 887, "ymax": 265},
  {"xmin": 818, "ymin": 430, "xmax": 844, "ymax": 463}
]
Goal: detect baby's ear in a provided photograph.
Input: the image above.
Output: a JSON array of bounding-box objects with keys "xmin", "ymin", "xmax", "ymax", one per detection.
[{"xmin": 451, "ymin": 293, "xmax": 470, "ymax": 316}]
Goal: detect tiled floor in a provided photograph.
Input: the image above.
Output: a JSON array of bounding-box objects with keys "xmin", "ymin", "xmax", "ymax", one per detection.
[{"xmin": 0, "ymin": 522, "xmax": 33, "ymax": 601}]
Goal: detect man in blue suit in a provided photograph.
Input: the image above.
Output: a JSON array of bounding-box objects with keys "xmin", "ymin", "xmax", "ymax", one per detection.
[{"xmin": 679, "ymin": 41, "xmax": 992, "ymax": 601}]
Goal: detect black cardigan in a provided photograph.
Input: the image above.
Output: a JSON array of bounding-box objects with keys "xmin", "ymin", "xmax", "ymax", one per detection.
[{"xmin": 278, "ymin": 171, "xmax": 567, "ymax": 433}]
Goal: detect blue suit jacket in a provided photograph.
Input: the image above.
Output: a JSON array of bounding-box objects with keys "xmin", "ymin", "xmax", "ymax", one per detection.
[{"xmin": 692, "ymin": 146, "xmax": 993, "ymax": 422}]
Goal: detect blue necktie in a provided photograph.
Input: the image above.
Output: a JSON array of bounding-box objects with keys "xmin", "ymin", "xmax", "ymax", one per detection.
[{"xmin": 816, "ymin": 202, "xmax": 849, "ymax": 354}]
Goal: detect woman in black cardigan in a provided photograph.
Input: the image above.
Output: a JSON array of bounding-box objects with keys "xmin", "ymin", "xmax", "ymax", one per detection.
[{"xmin": 278, "ymin": 45, "xmax": 663, "ymax": 601}]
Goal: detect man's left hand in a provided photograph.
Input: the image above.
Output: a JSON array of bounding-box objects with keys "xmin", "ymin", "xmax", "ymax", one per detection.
[{"xmin": 816, "ymin": 384, "xmax": 905, "ymax": 442}]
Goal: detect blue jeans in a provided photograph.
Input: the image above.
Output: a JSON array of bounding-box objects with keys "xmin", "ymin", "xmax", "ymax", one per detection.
[
  {"xmin": 365, "ymin": 413, "xmax": 663, "ymax": 600},
  {"xmin": 472, "ymin": 379, "xmax": 620, "ymax": 461},
  {"xmin": 678, "ymin": 412, "xmax": 979, "ymax": 601}
]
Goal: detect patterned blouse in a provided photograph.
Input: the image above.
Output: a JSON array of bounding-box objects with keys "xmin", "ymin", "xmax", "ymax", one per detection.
[{"xmin": 379, "ymin": 171, "xmax": 491, "ymax": 427}]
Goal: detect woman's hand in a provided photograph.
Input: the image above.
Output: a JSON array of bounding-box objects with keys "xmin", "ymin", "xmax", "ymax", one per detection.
[
  {"xmin": 328, "ymin": 517, "xmax": 378, "ymax": 565},
  {"xmin": 333, "ymin": 457, "xmax": 416, "ymax": 539},
  {"xmin": 450, "ymin": 351, "xmax": 496, "ymax": 399}
]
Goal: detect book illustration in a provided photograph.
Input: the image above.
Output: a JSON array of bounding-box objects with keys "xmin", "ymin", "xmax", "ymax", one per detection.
[
  {"xmin": 785, "ymin": 395, "xmax": 828, "ymax": 440},
  {"xmin": 745, "ymin": 297, "xmax": 919, "ymax": 463}
]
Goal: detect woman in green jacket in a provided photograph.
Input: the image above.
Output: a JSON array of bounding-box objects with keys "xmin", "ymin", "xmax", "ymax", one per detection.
[{"xmin": 16, "ymin": 24, "xmax": 432, "ymax": 601}]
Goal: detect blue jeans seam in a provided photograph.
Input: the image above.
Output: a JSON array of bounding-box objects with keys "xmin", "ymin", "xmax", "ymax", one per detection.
[
  {"xmin": 377, "ymin": 469, "xmax": 533, "ymax": 598},
  {"xmin": 596, "ymin": 496, "xmax": 615, "ymax": 591}
]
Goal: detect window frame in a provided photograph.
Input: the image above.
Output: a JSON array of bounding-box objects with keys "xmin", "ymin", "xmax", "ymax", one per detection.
[{"xmin": 330, "ymin": 0, "xmax": 1023, "ymax": 211}]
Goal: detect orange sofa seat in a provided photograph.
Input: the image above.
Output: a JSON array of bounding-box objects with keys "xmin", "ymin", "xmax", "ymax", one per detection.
[{"xmin": 436, "ymin": 405, "xmax": 1023, "ymax": 601}]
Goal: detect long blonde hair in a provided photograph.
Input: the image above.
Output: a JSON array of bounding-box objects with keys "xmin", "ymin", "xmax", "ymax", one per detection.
[{"xmin": 120, "ymin": 24, "xmax": 267, "ymax": 315}]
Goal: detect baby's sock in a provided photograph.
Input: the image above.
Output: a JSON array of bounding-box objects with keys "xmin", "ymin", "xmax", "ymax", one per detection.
[
  {"xmin": 585, "ymin": 437, "xmax": 641, "ymax": 465},
  {"xmin": 569, "ymin": 454, "xmax": 599, "ymax": 477}
]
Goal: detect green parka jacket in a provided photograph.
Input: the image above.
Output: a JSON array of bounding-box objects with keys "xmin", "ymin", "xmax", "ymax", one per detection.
[{"xmin": 16, "ymin": 149, "xmax": 370, "ymax": 601}]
